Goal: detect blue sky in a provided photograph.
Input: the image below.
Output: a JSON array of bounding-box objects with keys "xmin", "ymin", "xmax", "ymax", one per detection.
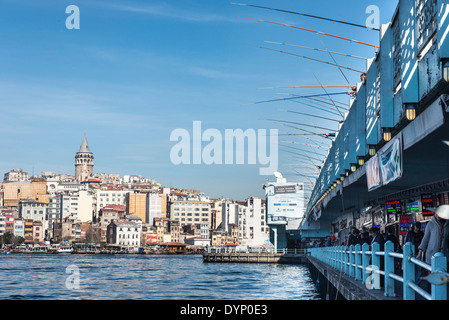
[{"xmin": 0, "ymin": 0, "xmax": 398, "ymax": 200}]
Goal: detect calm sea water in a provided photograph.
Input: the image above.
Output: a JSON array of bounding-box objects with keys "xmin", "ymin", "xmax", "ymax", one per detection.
[{"xmin": 0, "ymin": 254, "xmax": 320, "ymax": 300}]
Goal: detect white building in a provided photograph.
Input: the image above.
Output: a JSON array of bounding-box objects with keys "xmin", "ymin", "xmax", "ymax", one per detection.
[
  {"xmin": 4, "ymin": 169, "xmax": 29, "ymax": 182},
  {"xmin": 61, "ymin": 190, "xmax": 94, "ymax": 222},
  {"xmin": 19, "ymin": 200, "xmax": 47, "ymax": 224},
  {"xmin": 238, "ymin": 197, "xmax": 270, "ymax": 248},
  {"xmin": 47, "ymin": 181, "xmax": 86, "ymax": 196},
  {"xmin": 169, "ymin": 200, "xmax": 211, "ymax": 229},
  {"xmin": 221, "ymin": 201, "xmax": 239, "ymax": 233},
  {"xmin": 96, "ymin": 189, "xmax": 130, "ymax": 215},
  {"xmin": 147, "ymin": 193, "xmax": 162, "ymax": 225},
  {"xmin": 107, "ymin": 220, "xmax": 142, "ymax": 248},
  {"xmin": 14, "ymin": 219, "xmax": 24, "ymax": 238}
]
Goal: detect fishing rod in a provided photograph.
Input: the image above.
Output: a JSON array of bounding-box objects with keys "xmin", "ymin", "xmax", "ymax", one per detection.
[
  {"xmin": 276, "ymin": 95, "xmax": 342, "ymax": 116},
  {"xmin": 321, "ymin": 40, "xmax": 353, "ymax": 88},
  {"xmin": 254, "ymin": 46, "xmax": 365, "ymax": 74},
  {"xmin": 231, "ymin": 2, "xmax": 380, "ymax": 31},
  {"xmin": 266, "ymin": 118, "xmax": 337, "ymax": 132},
  {"xmin": 277, "ymin": 108, "xmax": 342, "ymax": 123},
  {"xmin": 260, "ymin": 85, "xmax": 350, "ymax": 89},
  {"xmin": 279, "ymin": 124, "xmax": 333, "ymax": 147},
  {"xmin": 278, "ymin": 93, "xmax": 349, "ymax": 111},
  {"xmin": 279, "ymin": 140, "xmax": 329, "ymax": 150},
  {"xmin": 293, "ymin": 172, "xmax": 319, "ymax": 180},
  {"xmin": 306, "ymin": 96, "xmax": 349, "ymax": 110},
  {"xmin": 280, "ymin": 144, "xmax": 327, "ymax": 157},
  {"xmin": 314, "ymin": 73, "xmax": 345, "ymax": 118},
  {"xmin": 264, "ymin": 41, "xmax": 369, "ymax": 61},
  {"xmin": 274, "ymin": 93, "xmax": 347, "ymax": 115},
  {"xmin": 278, "ymin": 133, "xmax": 336, "ymax": 139},
  {"xmin": 239, "ymin": 17, "xmax": 380, "ymax": 49},
  {"xmin": 244, "ymin": 91, "xmax": 348, "ymax": 105},
  {"xmin": 280, "ymin": 148, "xmax": 324, "ymax": 163}
]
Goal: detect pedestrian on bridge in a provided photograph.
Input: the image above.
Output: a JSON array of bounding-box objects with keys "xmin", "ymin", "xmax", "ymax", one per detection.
[
  {"xmin": 359, "ymin": 231, "xmax": 371, "ymax": 246},
  {"xmin": 417, "ymin": 213, "xmax": 448, "ymax": 265},
  {"xmin": 369, "ymin": 227, "xmax": 384, "ymax": 251},
  {"xmin": 405, "ymin": 222, "xmax": 424, "ymax": 254},
  {"xmin": 385, "ymin": 227, "xmax": 399, "ymax": 252}
]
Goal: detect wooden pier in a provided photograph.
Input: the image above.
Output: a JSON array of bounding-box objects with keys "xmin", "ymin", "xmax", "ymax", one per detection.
[{"xmin": 202, "ymin": 252, "xmax": 307, "ymax": 264}]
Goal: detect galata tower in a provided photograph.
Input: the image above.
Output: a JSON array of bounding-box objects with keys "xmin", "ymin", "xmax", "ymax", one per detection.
[{"xmin": 75, "ymin": 132, "xmax": 94, "ymax": 182}]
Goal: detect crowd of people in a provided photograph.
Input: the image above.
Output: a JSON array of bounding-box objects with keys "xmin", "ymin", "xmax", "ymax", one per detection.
[{"xmin": 319, "ymin": 207, "xmax": 449, "ymax": 266}]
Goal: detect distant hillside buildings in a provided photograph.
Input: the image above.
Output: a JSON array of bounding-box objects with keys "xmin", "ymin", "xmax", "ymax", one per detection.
[{"xmin": 0, "ymin": 133, "xmax": 270, "ymax": 250}]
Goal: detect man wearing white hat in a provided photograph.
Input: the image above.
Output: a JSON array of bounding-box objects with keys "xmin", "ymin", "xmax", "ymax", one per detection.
[{"xmin": 417, "ymin": 205, "xmax": 449, "ymax": 265}]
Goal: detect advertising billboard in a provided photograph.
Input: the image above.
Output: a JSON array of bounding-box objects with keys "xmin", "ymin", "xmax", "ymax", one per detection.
[{"xmin": 266, "ymin": 183, "xmax": 304, "ymax": 225}]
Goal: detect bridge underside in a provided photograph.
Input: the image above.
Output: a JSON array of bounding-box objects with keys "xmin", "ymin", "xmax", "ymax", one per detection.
[{"xmin": 316, "ymin": 113, "xmax": 449, "ymax": 226}]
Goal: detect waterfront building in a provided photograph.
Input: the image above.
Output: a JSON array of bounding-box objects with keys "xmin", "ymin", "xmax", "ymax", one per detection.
[
  {"xmin": 19, "ymin": 200, "xmax": 47, "ymax": 225},
  {"xmin": 184, "ymin": 237, "xmax": 211, "ymax": 248},
  {"xmin": 154, "ymin": 217, "xmax": 180, "ymax": 244},
  {"xmin": 106, "ymin": 220, "xmax": 142, "ymax": 249},
  {"xmin": 169, "ymin": 199, "xmax": 211, "ymax": 232},
  {"xmin": 158, "ymin": 242, "xmax": 186, "ymax": 253},
  {"xmin": 4, "ymin": 214, "xmax": 14, "ymax": 235},
  {"xmin": 13, "ymin": 219, "xmax": 24, "ymax": 238},
  {"xmin": 96, "ymin": 189, "xmax": 129, "ymax": 216},
  {"xmin": 238, "ymin": 197, "xmax": 270, "ymax": 248},
  {"xmin": 75, "ymin": 133, "xmax": 94, "ymax": 183},
  {"xmin": 3, "ymin": 169, "xmax": 29, "ymax": 182},
  {"xmin": 210, "ymin": 198, "xmax": 224, "ymax": 230},
  {"xmin": 32, "ymin": 221, "xmax": 43, "ymax": 244},
  {"xmin": 147, "ymin": 193, "xmax": 162, "ymax": 225},
  {"xmin": 47, "ymin": 195, "xmax": 61, "ymax": 240},
  {"xmin": 24, "ymin": 219, "xmax": 34, "ymax": 244},
  {"xmin": 60, "ymin": 190, "xmax": 94, "ymax": 223},
  {"xmin": 0, "ymin": 216, "xmax": 5, "ymax": 236},
  {"xmin": 125, "ymin": 192, "xmax": 147, "ymax": 223},
  {"xmin": 221, "ymin": 201, "xmax": 239, "ymax": 233},
  {"xmin": 211, "ymin": 227, "xmax": 238, "ymax": 247}
]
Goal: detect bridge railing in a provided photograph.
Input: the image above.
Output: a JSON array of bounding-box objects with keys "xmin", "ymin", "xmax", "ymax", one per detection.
[{"xmin": 309, "ymin": 241, "xmax": 448, "ymax": 300}]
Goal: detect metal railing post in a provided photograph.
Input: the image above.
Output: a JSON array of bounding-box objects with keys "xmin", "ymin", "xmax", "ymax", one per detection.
[
  {"xmin": 349, "ymin": 245, "xmax": 355, "ymax": 277},
  {"xmin": 333, "ymin": 246, "xmax": 336, "ymax": 268},
  {"xmin": 431, "ymin": 252, "xmax": 447, "ymax": 300},
  {"xmin": 403, "ymin": 242, "xmax": 415, "ymax": 300},
  {"xmin": 343, "ymin": 246, "xmax": 348, "ymax": 275},
  {"xmin": 384, "ymin": 240, "xmax": 395, "ymax": 297},
  {"xmin": 370, "ymin": 242, "xmax": 381, "ymax": 290},
  {"xmin": 362, "ymin": 243, "xmax": 369, "ymax": 284},
  {"xmin": 355, "ymin": 244, "xmax": 361, "ymax": 280},
  {"xmin": 340, "ymin": 246, "xmax": 344, "ymax": 273}
]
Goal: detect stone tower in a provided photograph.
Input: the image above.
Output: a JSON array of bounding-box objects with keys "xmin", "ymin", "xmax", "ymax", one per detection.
[{"xmin": 75, "ymin": 132, "xmax": 94, "ymax": 182}]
